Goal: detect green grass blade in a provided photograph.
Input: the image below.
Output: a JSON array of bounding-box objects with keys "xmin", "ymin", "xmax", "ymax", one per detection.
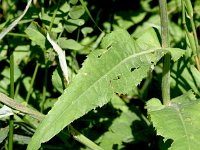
[
  {"xmin": 0, "ymin": 0, "xmax": 32, "ymax": 40},
  {"xmin": 0, "ymin": 92, "xmax": 44, "ymax": 121}
]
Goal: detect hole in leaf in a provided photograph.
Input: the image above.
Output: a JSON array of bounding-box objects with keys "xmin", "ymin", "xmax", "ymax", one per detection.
[
  {"xmin": 97, "ymin": 55, "xmax": 102, "ymax": 58},
  {"xmin": 115, "ymin": 92, "xmax": 119, "ymax": 95},
  {"xmin": 130, "ymin": 67, "xmax": 139, "ymax": 72},
  {"xmin": 113, "ymin": 75, "xmax": 121, "ymax": 80}
]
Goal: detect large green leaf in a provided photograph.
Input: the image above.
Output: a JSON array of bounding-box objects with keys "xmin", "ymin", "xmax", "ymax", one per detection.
[
  {"xmin": 146, "ymin": 91, "xmax": 200, "ymax": 150},
  {"xmin": 27, "ymin": 29, "xmax": 168, "ymax": 149}
]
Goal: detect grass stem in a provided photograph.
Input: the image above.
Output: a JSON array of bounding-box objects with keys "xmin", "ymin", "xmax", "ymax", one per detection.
[
  {"xmin": 8, "ymin": 48, "xmax": 14, "ymax": 150},
  {"xmin": 7, "ymin": 32, "xmax": 28, "ymax": 38},
  {"xmin": 25, "ymin": 63, "xmax": 39, "ymax": 103},
  {"xmin": 182, "ymin": 0, "xmax": 200, "ymax": 71},
  {"xmin": 41, "ymin": 63, "xmax": 48, "ymax": 112}
]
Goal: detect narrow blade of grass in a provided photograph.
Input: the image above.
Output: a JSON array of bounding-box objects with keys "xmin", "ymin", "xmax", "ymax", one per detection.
[{"xmin": 0, "ymin": 0, "xmax": 32, "ymax": 40}]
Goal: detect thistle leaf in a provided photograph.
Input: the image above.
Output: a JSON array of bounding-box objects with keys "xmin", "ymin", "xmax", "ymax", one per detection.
[{"xmin": 28, "ymin": 29, "xmax": 168, "ymax": 149}]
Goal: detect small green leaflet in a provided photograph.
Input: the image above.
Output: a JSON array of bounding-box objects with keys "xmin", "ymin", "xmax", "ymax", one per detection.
[{"xmin": 25, "ymin": 22, "xmax": 46, "ymax": 49}]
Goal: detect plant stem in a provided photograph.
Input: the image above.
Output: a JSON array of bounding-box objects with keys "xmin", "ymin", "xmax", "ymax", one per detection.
[
  {"xmin": 26, "ymin": 62, "xmax": 39, "ymax": 103},
  {"xmin": 8, "ymin": 48, "xmax": 14, "ymax": 150},
  {"xmin": 41, "ymin": 0, "xmax": 45, "ymax": 16},
  {"xmin": 182, "ymin": 3, "xmax": 196, "ymax": 54},
  {"xmin": 182, "ymin": 0, "xmax": 200, "ymax": 71},
  {"xmin": 41, "ymin": 63, "xmax": 48, "ymax": 112},
  {"xmin": 48, "ymin": 0, "xmax": 60, "ymax": 32},
  {"xmin": 68, "ymin": 125, "xmax": 103, "ymax": 150},
  {"xmin": 159, "ymin": 0, "xmax": 171, "ymax": 104},
  {"xmin": 79, "ymin": 0, "xmax": 103, "ymax": 32},
  {"xmin": 7, "ymin": 32, "xmax": 28, "ymax": 38},
  {"xmin": 191, "ymin": 18, "xmax": 200, "ymax": 59},
  {"xmin": 162, "ymin": 53, "xmax": 171, "ymax": 104}
]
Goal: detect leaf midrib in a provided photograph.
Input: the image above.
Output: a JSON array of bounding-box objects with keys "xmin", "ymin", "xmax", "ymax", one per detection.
[{"xmin": 176, "ymin": 106, "xmax": 191, "ymax": 150}]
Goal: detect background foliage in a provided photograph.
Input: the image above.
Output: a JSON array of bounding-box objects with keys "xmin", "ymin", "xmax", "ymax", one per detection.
[{"xmin": 0, "ymin": 0, "xmax": 200, "ymax": 149}]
